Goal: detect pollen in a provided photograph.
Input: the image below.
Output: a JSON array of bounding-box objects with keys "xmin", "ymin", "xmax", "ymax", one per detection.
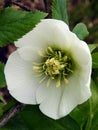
[{"xmin": 44, "ymin": 58, "xmax": 64, "ymax": 76}]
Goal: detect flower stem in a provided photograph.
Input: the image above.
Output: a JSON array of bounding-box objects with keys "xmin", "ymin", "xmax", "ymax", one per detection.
[{"xmin": 85, "ymin": 99, "xmax": 93, "ymax": 130}]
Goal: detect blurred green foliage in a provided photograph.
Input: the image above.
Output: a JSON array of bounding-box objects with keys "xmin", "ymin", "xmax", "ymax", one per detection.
[{"xmin": 68, "ymin": 0, "xmax": 98, "ymax": 43}]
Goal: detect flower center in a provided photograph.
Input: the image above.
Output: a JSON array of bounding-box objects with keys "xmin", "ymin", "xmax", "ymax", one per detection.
[
  {"xmin": 33, "ymin": 47, "xmax": 75, "ymax": 87},
  {"xmin": 44, "ymin": 58, "xmax": 64, "ymax": 76}
]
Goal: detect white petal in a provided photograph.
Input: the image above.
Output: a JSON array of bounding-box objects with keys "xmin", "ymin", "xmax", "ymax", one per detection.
[
  {"xmin": 77, "ymin": 66, "xmax": 92, "ymax": 104},
  {"xmin": 36, "ymin": 81, "xmax": 63, "ymax": 119},
  {"xmin": 15, "ymin": 19, "xmax": 91, "ymax": 67},
  {"xmin": 15, "ymin": 19, "xmax": 71, "ymax": 51},
  {"xmin": 4, "ymin": 50, "xmax": 38, "ymax": 104},
  {"xmin": 58, "ymin": 72, "xmax": 91, "ymax": 118},
  {"xmin": 36, "ymin": 69, "xmax": 91, "ymax": 119},
  {"xmin": 17, "ymin": 46, "xmax": 40, "ymax": 61},
  {"xmin": 36, "ymin": 80, "xmax": 49, "ymax": 104},
  {"xmin": 15, "ymin": 30, "xmax": 37, "ymax": 48},
  {"xmin": 71, "ymin": 39, "xmax": 91, "ymax": 66}
]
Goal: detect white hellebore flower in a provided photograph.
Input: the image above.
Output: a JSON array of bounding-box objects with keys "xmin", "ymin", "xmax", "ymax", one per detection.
[{"xmin": 4, "ymin": 19, "xmax": 92, "ymax": 119}]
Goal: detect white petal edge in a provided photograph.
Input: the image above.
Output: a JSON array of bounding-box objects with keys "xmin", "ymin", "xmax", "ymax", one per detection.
[
  {"xmin": 15, "ymin": 19, "xmax": 91, "ymax": 67},
  {"xmin": 15, "ymin": 19, "xmax": 72, "ymax": 51},
  {"xmin": 70, "ymin": 39, "xmax": 92, "ymax": 66},
  {"xmin": 59, "ymin": 72, "xmax": 91, "ymax": 118},
  {"xmin": 4, "ymin": 50, "xmax": 39, "ymax": 104}
]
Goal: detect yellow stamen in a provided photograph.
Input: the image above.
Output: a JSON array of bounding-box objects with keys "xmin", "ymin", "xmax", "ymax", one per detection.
[
  {"xmin": 38, "ymin": 51, "xmax": 45, "ymax": 57},
  {"xmin": 58, "ymin": 51, "xmax": 62, "ymax": 59},
  {"xmin": 47, "ymin": 47, "xmax": 54, "ymax": 53},
  {"xmin": 33, "ymin": 66, "xmax": 40, "ymax": 70},
  {"xmin": 46, "ymin": 78, "xmax": 52, "ymax": 87},
  {"xmin": 56, "ymin": 76, "xmax": 61, "ymax": 87},
  {"xmin": 63, "ymin": 76, "xmax": 69, "ymax": 84},
  {"xmin": 39, "ymin": 76, "xmax": 47, "ymax": 83}
]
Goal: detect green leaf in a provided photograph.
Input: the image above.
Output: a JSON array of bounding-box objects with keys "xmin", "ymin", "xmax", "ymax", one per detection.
[
  {"xmin": 92, "ymin": 68, "xmax": 98, "ymax": 87},
  {"xmin": 20, "ymin": 105, "xmax": 79, "ymax": 130},
  {"xmin": 1, "ymin": 115, "xmax": 29, "ymax": 130},
  {"xmin": 0, "ymin": 62, "xmax": 6, "ymax": 88},
  {"xmin": 73, "ymin": 23, "xmax": 89, "ymax": 40},
  {"xmin": 0, "ymin": 103, "xmax": 4, "ymax": 117},
  {"xmin": 70, "ymin": 80, "xmax": 98, "ymax": 130},
  {"xmin": 90, "ymin": 80, "xmax": 98, "ymax": 114},
  {"xmin": 0, "ymin": 99, "xmax": 16, "ymax": 121},
  {"xmin": 70, "ymin": 101, "xmax": 89, "ymax": 130},
  {"xmin": 84, "ymin": 80, "xmax": 98, "ymax": 130},
  {"xmin": 57, "ymin": 116, "xmax": 80, "ymax": 130},
  {"xmin": 92, "ymin": 52, "xmax": 98, "ymax": 68},
  {"xmin": 88, "ymin": 44, "xmax": 98, "ymax": 53},
  {"xmin": 0, "ymin": 7, "xmax": 47, "ymax": 47},
  {"xmin": 91, "ymin": 110, "xmax": 98, "ymax": 130},
  {"xmin": 52, "ymin": 0, "xmax": 69, "ymax": 24}
]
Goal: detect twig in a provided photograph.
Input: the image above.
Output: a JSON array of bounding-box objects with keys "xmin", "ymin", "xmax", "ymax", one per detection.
[
  {"xmin": 43, "ymin": 0, "xmax": 52, "ymax": 17},
  {"xmin": 0, "ymin": 103, "xmax": 26, "ymax": 128},
  {"xmin": 12, "ymin": 1, "xmax": 33, "ymax": 11}
]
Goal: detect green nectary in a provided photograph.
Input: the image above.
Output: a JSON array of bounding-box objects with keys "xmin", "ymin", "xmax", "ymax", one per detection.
[{"xmin": 33, "ymin": 46, "xmax": 75, "ymax": 87}]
